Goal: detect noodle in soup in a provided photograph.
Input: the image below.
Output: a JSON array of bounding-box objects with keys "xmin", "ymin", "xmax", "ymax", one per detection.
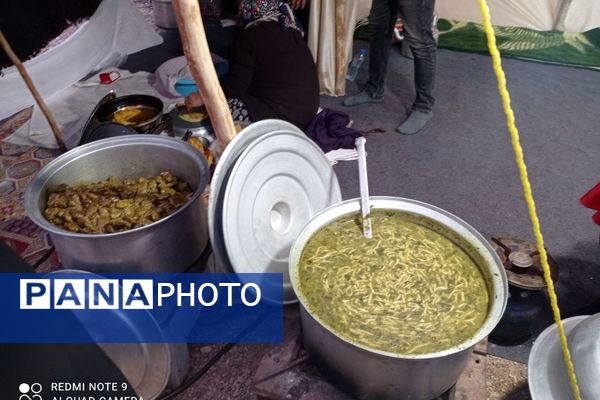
[{"xmin": 297, "ymin": 209, "xmax": 490, "ymax": 355}]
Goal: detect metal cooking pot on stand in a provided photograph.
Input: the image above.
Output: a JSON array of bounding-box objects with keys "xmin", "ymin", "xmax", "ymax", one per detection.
[{"xmin": 289, "ymin": 197, "xmax": 508, "ymax": 400}]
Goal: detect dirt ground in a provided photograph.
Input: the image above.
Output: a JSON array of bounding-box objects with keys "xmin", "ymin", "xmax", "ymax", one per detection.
[{"xmin": 486, "ymin": 356, "xmax": 530, "ymax": 400}]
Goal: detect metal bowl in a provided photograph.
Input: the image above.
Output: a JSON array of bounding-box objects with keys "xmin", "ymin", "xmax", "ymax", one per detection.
[
  {"xmin": 530, "ymin": 313, "xmax": 600, "ymax": 400},
  {"xmin": 569, "ymin": 312, "xmax": 600, "ymax": 400},
  {"xmin": 289, "ymin": 197, "xmax": 508, "ymax": 400},
  {"xmin": 25, "ymin": 136, "xmax": 210, "ymax": 272}
]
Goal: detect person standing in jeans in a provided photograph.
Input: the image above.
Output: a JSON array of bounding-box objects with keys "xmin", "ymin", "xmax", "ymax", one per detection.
[{"xmin": 343, "ymin": 0, "xmax": 437, "ymax": 135}]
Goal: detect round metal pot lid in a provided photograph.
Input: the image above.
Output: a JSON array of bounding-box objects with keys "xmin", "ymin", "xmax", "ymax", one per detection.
[
  {"xmin": 208, "ymin": 120, "xmax": 305, "ymax": 271},
  {"xmin": 528, "ymin": 315, "xmax": 589, "ymax": 400},
  {"xmin": 222, "ymin": 130, "xmax": 342, "ymax": 303},
  {"xmin": 99, "ymin": 342, "xmax": 170, "ymax": 400}
]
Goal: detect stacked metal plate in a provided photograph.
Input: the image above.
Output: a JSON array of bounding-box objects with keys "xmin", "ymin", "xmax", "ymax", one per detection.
[{"xmin": 208, "ymin": 120, "xmax": 342, "ymax": 303}]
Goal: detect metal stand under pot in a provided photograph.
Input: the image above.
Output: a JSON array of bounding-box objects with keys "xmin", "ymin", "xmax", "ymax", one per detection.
[{"xmin": 488, "ymin": 237, "xmax": 559, "ymax": 345}]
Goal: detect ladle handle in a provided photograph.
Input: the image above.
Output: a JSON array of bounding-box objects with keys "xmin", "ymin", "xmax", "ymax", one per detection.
[{"xmin": 356, "ymin": 137, "xmax": 372, "ymax": 239}]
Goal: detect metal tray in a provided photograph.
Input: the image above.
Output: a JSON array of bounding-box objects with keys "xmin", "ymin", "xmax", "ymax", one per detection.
[
  {"xmin": 48, "ymin": 271, "xmax": 171, "ymax": 399},
  {"xmin": 528, "ymin": 315, "xmax": 589, "ymax": 400},
  {"xmin": 208, "ymin": 120, "xmax": 304, "ymax": 271},
  {"xmin": 221, "ymin": 130, "xmax": 342, "ymax": 303}
]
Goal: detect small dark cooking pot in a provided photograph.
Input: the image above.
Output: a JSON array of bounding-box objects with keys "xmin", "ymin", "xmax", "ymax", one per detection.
[
  {"xmin": 80, "ymin": 92, "xmax": 165, "ymax": 145},
  {"xmin": 93, "ymin": 93, "xmax": 164, "ymax": 132}
]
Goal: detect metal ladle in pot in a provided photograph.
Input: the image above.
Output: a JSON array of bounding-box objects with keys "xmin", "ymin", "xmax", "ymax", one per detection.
[{"xmin": 355, "ymin": 137, "xmax": 372, "ymax": 239}]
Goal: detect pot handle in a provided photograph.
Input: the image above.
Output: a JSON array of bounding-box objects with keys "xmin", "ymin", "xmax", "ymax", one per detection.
[{"xmin": 79, "ymin": 91, "xmax": 118, "ymax": 146}]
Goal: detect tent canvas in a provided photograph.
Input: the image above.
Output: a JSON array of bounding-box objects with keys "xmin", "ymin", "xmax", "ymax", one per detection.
[
  {"xmin": 436, "ymin": 0, "xmax": 600, "ymax": 33},
  {"xmin": 308, "ymin": 0, "xmax": 600, "ymax": 96}
]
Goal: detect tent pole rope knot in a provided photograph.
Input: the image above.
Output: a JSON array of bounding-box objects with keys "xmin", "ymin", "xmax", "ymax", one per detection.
[{"xmin": 475, "ymin": 1, "xmax": 581, "ymax": 399}]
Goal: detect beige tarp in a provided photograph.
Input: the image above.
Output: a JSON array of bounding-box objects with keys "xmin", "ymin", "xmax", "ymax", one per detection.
[
  {"xmin": 436, "ymin": 0, "xmax": 600, "ymax": 32},
  {"xmin": 436, "ymin": 0, "xmax": 563, "ymax": 31},
  {"xmin": 308, "ymin": 0, "xmax": 372, "ymax": 96},
  {"xmin": 308, "ymin": 0, "xmax": 600, "ymax": 96},
  {"xmin": 557, "ymin": 0, "xmax": 600, "ymax": 32}
]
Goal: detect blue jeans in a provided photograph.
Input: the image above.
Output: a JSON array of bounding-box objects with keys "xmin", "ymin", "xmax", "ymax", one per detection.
[{"xmin": 366, "ymin": 0, "xmax": 436, "ymax": 112}]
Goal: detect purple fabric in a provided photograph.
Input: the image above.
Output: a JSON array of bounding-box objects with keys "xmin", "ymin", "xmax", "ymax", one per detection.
[{"xmin": 305, "ymin": 108, "xmax": 363, "ymax": 153}]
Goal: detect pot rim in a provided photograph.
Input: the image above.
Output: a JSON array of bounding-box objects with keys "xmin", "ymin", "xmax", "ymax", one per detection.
[
  {"xmin": 289, "ymin": 196, "xmax": 508, "ymax": 360},
  {"xmin": 24, "ymin": 135, "xmax": 209, "ymax": 238}
]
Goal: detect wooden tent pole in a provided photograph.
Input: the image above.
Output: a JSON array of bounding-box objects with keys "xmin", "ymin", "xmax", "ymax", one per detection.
[
  {"xmin": 172, "ymin": 0, "xmax": 237, "ymax": 153},
  {"xmin": 0, "ymin": 30, "xmax": 67, "ymax": 152}
]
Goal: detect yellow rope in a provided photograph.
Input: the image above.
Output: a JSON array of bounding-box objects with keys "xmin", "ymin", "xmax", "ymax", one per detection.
[{"xmin": 475, "ymin": 1, "xmax": 582, "ymax": 399}]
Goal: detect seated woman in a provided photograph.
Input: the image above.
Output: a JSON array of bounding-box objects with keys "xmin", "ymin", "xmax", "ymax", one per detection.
[{"xmin": 187, "ymin": 0, "xmax": 320, "ymax": 130}]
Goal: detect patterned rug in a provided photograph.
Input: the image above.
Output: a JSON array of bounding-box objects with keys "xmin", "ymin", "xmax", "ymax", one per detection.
[{"xmin": 0, "ymin": 108, "xmax": 61, "ymax": 272}]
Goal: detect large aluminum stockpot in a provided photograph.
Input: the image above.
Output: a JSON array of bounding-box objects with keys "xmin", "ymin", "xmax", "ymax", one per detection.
[
  {"xmin": 25, "ymin": 136, "xmax": 210, "ymax": 272},
  {"xmin": 289, "ymin": 197, "xmax": 508, "ymax": 400}
]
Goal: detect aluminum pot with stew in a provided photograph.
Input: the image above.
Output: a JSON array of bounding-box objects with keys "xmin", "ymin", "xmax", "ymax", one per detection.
[{"xmin": 25, "ymin": 136, "xmax": 210, "ymax": 273}]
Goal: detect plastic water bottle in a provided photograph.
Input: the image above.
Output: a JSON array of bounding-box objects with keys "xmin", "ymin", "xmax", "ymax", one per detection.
[{"xmin": 346, "ymin": 48, "xmax": 367, "ymax": 82}]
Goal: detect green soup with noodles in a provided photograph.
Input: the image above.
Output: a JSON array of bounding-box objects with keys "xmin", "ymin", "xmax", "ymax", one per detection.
[{"xmin": 297, "ymin": 209, "xmax": 490, "ymax": 355}]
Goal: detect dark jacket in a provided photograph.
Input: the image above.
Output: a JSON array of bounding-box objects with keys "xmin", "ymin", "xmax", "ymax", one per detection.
[{"xmin": 221, "ymin": 21, "xmax": 320, "ymax": 130}]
